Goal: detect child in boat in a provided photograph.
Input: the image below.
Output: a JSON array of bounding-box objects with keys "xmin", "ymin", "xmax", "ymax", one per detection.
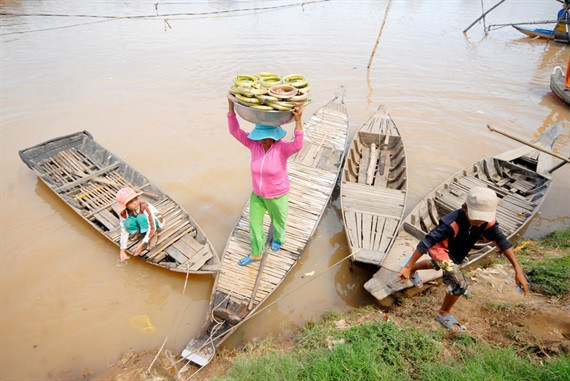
[
  {"xmin": 398, "ymin": 187, "xmax": 528, "ymax": 332},
  {"xmin": 116, "ymin": 187, "xmax": 165, "ymax": 262}
]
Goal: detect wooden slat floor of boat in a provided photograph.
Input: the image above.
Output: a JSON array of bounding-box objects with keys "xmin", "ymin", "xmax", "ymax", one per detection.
[
  {"xmin": 42, "ymin": 149, "xmax": 207, "ymax": 262},
  {"xmin": 342, "ymin": 182, "xmax": 405, "ymax": 217}
]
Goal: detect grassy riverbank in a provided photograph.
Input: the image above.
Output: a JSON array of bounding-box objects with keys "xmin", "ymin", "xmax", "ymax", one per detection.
[
  {"xmin": 216, "ymin": 316, "xmax": 568, "ymax": 381},
  {"xmin": 212, "ymin": 228, "xmax": 570, "ymax": 381}
]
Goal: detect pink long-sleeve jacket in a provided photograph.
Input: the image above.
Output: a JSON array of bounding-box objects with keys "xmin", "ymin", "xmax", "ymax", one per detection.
[{"xmin": 228, "ymin": 112, "xmax": 303, "ymax": 199}]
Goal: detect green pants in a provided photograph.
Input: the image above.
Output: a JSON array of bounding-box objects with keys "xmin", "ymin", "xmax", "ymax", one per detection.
[
  {"xmin": 249, "ymin": 192, "xmax": 289, "ymax": 257},
  {"xmin": 124, "ymin": 214, "xmax": 159, "ymax": 235}
]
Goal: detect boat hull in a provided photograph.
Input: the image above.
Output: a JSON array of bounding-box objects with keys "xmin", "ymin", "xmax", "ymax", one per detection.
[
  {"xmin": 340, "ymin": 106, "xmax": 407, "ymax": 266},
  {"xmin": 19, "ymin": 131, "xmax": 220, "ymax": 274},
  {"xmin": 512, "ymin": 25, "xmax": 570, "ymax": 43},
  {"xmin": 550, "ymin": 66, "xmax": 570, "ymax": 105}
]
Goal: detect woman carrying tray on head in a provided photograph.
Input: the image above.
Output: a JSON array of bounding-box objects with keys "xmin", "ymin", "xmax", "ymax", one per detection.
[{"xmin": 227, "ymin": 96, "xmax": 304, "ymax": 266}]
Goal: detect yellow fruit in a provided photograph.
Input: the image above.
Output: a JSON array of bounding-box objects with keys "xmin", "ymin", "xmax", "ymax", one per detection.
[
  {"xmin": 250, "ymin": 104, "xmax": 274, "ymax": 110},
  {"xmin": 265, "ymin": 102, "xmax": 293, "ymax": 111},
  {"xmin": 255, "ymin": 94, "xmax": 280, "ymax": 102},
  {"xmin": 283, "ymin": 74, "xmax": 308, "ymax": 88},
  {"xmin": 236, "ymin": 94, "xmax": 261, "ymax": 104},
  {"xmin": 233, "ymin": 74, "xmax": 258, "ymax": 87},
  {"xmin": 298, "ymin": 84, "xmax": 311, "ymax": 94}
]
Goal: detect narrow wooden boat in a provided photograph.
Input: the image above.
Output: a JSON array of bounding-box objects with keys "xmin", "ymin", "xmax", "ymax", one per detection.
[
  {"xmin": 340, "ymin": 106, "xmax": 407, "ymax": 266},
  {"xmin": 181, "ymin": 87, "xmax": 348, "ymax": 367},
  {"xmin": 512, "ymin": 25, "xmax": 570, "ymax": 43},
  {"xmin": 19, "ymin": 132, "xmax": 220, "ymax": 274},
  {"xmin": 550, "ymin": 66, "xmax": 570, "ymax": 105},
  {"xmin": 364, "ymin": 122, "xmax": 567, "ymax": 301}
]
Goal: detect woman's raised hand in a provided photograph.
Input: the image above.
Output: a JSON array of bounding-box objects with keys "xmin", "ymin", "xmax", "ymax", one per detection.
[
  {"xmin": 228, "ymin": 94, "xmax": 235, "ymax": 113},
  {"xmin": 292, "ymin": 106, "xmax": 303, "ymax": 122},
  {"xmin": 292, "ymin": 106, "xmax": 303, "ymax": 131}
]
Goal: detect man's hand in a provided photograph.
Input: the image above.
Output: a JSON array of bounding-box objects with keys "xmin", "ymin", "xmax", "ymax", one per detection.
[
  {"xmin": 398, "ymin": 265, "xmax": 412, "ymax": 283},
  {"xmin": 515, "ymin": 270, "xmax": 529, "ymax": 296},
  {"xmin": 119, "ymin": 249, "xmax": 129, "ymax": 262}
]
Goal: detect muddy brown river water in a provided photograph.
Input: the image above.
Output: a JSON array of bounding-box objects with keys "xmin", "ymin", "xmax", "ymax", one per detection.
[{"xmin": 1, "ymin": 0, "xmax": 569, "ymax": 379}]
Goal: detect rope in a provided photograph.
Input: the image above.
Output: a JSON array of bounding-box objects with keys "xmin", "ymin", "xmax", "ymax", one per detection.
[
  {"xmin": 0, "ymin": 0, "xmax": 328, "ymax": 19},
  {"xmin": 0, "ymin": 18, "xmax": 115, "ymax": 37},
  {"xmin": 176, "ymin": 282, "xmax": 238, "ymax": 378},
  {"xmin": 1, "ymin": 0, "xmax": 327, "ymax": 37}
]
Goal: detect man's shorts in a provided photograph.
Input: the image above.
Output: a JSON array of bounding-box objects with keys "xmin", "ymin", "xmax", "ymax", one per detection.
[{"xmin": 430, "ymin": 257, "xmax": 468, "ymax": 296}]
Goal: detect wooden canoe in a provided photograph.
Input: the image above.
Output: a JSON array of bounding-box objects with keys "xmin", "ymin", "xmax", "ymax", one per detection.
[
  {"xmin": 364, "ymin": 121, "xmax": 567, "ymax": 301},
  {"xmin": 550, "ymin": 66, "xmax": 570, "ymax": 105},
  {"xmin": 340, "ymin": 106, "xmax": 407, "ymax": 266},
  {"xmin": 512, "ymin": 25, "xmax": 570, "ymax": 43},
  {"xmin": 181, "ymin": 87, "xmax": 349, "ymax": 367},
  {"xmin": 19, "ymin": 131, "xmax": 220, "ymax": 274}
]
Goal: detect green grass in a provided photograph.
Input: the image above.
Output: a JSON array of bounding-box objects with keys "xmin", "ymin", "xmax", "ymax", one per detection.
[
  {"xmin": 525, "ymin": 255, "xmax": 570, "ymax": 296},
  {"xmin": 484, "ymin": 301, "xmax": 523, "ymax": 311},
  {"xmin": 216, "ymin": 318, "xmax": 569, "ymax": 381},
  {"xmin": 508, "ymin": 228, "xmax": 570, "ymax": 296},
  {"xmin": 537, "ymin": 229, "xmax": 570, "ymax": 250},
  {"xmin": 421, "ymin": 346, "xmax": 570, "ymax": 381}
]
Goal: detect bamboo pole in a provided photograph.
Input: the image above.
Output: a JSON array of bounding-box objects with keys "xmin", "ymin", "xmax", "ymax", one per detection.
[
  {"xmin": 486, "ymin": 124, "xmax": 570, "ymax": 163},
  {"xmin": 463, "ymin": 0, "xmax": 506, "ymax": 33},
  {"xmin": 480, "ymin": 0, "xmax": 487, "ymax": 33},
  {"xmin": 367, "ymin": 0, "xmax": 393, "ymax": 69},
  {"xmin": 486, "ymin": 20, "xmax": 557, "ymax": 30},
  {"xmin": 545, "ymin": 2, "xmax": 569, "ymax": 45}
]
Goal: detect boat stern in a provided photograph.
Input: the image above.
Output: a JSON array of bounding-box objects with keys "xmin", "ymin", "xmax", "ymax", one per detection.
[{"xmin": 181, "ymin": 337, "xmax": 216, "ymax": 367}]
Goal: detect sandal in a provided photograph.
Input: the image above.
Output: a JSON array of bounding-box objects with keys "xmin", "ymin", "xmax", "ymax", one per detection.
[
  {"xmin": 410, "ymin": 273, "xmax": 424, "ymax": 288},
  {"xmin": 434, "ymin": 315, "xmax": 466, "ymax": 332},
  {"xmin": 238, "ymin": 255, "xmax": 261, "ymax": 266},
  {"xmin": 270, "ymin": 240, "xmax": 281, "ymax": 252}
]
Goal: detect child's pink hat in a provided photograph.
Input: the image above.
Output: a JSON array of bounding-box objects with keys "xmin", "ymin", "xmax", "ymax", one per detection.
[{"xmin": 116, "ymin": 187, "xmax": 142, "ymax": 211}]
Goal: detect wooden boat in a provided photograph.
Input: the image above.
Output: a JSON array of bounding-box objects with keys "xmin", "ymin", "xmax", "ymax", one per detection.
[
  {"xmin": 19, "ymin": 131, "xmax": 220, "ymax": 274},
  {"xmin": 181, "ymin": 87, "xmax": 348, "ymax": 367},
  {"xmin": 364, "ymin": 122, "xmax": 567, "ymax": 301},
  {"xmin": 512, "ymin": 25, "xmax": 570, "ymax": 43},
  {"xmin": 340, "ymin": 106, "xmax": 407, "ymax": 266},
  {"xmin": 550, "ymin": 66, "xmax": 570, "ymax": 105}
]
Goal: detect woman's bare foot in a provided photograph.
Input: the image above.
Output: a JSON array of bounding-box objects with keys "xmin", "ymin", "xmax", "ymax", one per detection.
[{"xmin": 119, "ymin": 250, "xmax": 129, "ymax": 262}]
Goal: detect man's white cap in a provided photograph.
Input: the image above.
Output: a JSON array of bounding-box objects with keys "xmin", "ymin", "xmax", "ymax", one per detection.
[{"xmin": 465, "ymin": 187, "xmax": 498, "ymax": 222}]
